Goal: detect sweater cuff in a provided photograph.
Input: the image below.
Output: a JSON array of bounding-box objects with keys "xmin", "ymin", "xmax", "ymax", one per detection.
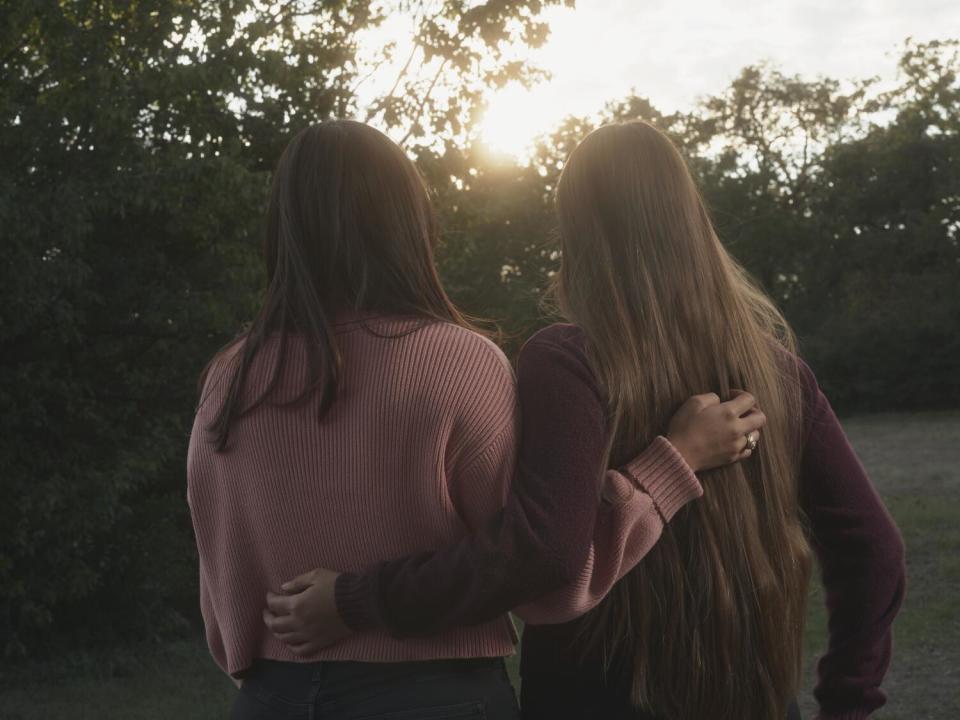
[
  {"xmin": 622, "ymin": 436, "xmax": 703, "ymax": 522},
  {"xmin": 334, "ymin": 570, "xmax": 384, "ymax": 633}
]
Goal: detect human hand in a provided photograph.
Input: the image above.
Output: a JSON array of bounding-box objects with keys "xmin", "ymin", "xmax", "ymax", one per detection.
[
  {"xmin": 666, "ymin": 390, "xmax": 766, "ymax": 472},
  {"xmin": 263, "ymin": 568, "xmax": 352, "ymax": 655}
]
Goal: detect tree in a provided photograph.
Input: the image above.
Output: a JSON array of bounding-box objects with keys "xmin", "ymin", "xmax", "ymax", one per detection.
[
  {"xmin": 433, "ymin": 41, "xmax": 960, "ymax": 413},
  {"xmin": 797, "ymin": 39, "xmax": 960, "ymax": 408},
  {"xmin": 0, "ymin": 0, "xmax": 569, "ymax": 656}
]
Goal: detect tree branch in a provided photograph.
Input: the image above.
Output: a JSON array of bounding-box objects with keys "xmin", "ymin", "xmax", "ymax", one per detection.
[{"xmin": 399, "ymin": 56, "xmax": 449, "ymax": 146}]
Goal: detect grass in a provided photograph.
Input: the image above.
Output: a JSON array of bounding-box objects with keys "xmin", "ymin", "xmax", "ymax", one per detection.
[
  {"xmin": 2, "ymin": 412, "xmax": 957, "ymax": 719},
  {"xmin": 0, "ymin": 640, "xmax": 237, "ymax": 720},
  {"xmin": 795, "ymin": 411, "xmax": 960, "ymax": 720}
]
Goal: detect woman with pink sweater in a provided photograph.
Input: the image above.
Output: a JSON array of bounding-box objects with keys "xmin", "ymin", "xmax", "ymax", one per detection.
[{"xmin": 187, "ymin": 121, "xmax": 762, "ymax": 719}]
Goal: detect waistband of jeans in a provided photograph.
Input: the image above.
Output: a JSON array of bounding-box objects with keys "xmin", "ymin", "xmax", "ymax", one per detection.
[{"xmin": 243, "ymin": 655, "xmax": 506, "ymax": 688}]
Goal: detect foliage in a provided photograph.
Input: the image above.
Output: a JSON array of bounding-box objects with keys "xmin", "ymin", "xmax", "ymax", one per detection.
[
  {"xmin": 433, "ymin": 41, "xmax": 960, "ymax": 409},
  {"xmin": 797, "ymin": 41, "xmax": 960, "ymax": 408},
  {"xmin": 0, "ymin": 2, "xmax": 956, "ymax": 661},
  {"xmin": 0, "ymin": 0, "xmax": 568, "ymax": 656}
]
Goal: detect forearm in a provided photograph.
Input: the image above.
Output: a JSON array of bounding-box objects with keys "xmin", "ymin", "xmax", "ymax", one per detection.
[
  {"xmin": 515, "ymin": 438, "xmax": 702, "ymax": 624},
  {"xmin": 814, "ymin": 553, "xmax": 905, "ymax": 720},
  {"xmin": 335, "ymin": 466, "xmax": 591, "ymax": 636},
  {"xmin": 799, "ymin": 370, "xmax": 907, "ymax": 718},
  {"xmin": 337, "ymin": 436, "xmax": 702, "ymax": 636}
]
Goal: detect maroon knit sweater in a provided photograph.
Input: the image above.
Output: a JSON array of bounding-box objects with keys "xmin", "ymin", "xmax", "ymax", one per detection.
[{"xmin": 335, "ymin": 323, "xmax": 906, "ymax": 720}]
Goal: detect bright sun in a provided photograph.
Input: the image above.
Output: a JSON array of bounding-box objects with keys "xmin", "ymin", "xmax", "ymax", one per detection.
[
  {"xmin": 474, "ymin": 3, "xmax": 613, "ymax": 160},
  {"xmin": 370, "ymin": 1, "xmax": 956, "ymax": 163},
  {"xmin": 479, "ymin": 84, "xmax": 553, "ymax": 159}
]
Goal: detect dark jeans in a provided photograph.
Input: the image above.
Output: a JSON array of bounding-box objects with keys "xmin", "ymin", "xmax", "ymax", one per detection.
[
  {"xmin": 231, "ymin": 657, "xmax": 521, "ymax": 720},
  {"xmin": 520, "ymin": 672, "xmax": 803, "ymax": 720}
]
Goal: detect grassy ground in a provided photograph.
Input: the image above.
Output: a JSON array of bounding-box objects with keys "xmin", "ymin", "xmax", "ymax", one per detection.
[
  {"xmin": 1, "ymin": 412, "xmax": 957, "ymax": 719},
  {"xmin": 796, "ymin": 412, "xmax": 960, "ymax": 719}
]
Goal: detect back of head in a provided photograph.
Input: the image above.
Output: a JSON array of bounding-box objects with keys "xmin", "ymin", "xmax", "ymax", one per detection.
[
  {"xmin": 557, "ymin": 120, "xmax": 812, "ymax": 718},
  {"xmin": 202, "ymin": 120, "xmax": 471, "ymax": 449},
  {"xmin": 263, "ymin": 120, "xmax": 457, "ymax": 318}
]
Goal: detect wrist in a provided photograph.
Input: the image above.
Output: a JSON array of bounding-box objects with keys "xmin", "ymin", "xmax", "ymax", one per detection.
[
  {"xmin": 624, "ymin": 436, "xmax": 703, "ymax": 522},
  {"xmin": 333, "ymin": 571, "xmax": 383, "ymax": 633},
  {"xmin": 666, "ymin": 434, "xmax": 699, "ymax": 472}
]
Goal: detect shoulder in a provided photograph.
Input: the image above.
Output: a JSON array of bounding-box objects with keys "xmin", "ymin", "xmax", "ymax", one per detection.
[
  {"xmin": 794, "ymin": 354, "xmax": 820, "ymax": 401},
  {"xmin": 517, "ymin": 322, "xmax": 604, "ymax": 407},
  {"xmin": 356, "ymin": 315, "xmax": 514, "ymax": 382},
  {"xmin": 523, "ymin": 322, "xmax": 588, "ymax": 355},
  {"xmin": 422, "ymin": 323, "xmax": 518, "ymax": 462},
  {"xmin": 520, "ymin": 323, "xmax": 587, "ymax": 368},
  {"xmin": 774, "ymin": 347, "xmax": 826, "ymax": 448},
  {"xmin": 425, "ymin": 320, "xmax": 514, "ymax": 381},
  {"xmin": 519, "ymin": 323, "xmax": 593, "ymax": 380},
  {"xmin": 410, "ymin": 321, "xmax": 517, "ymax": 424},
  {"xmin": 196, "ymin": 336, "xmax": 246, "ymax": 413}
]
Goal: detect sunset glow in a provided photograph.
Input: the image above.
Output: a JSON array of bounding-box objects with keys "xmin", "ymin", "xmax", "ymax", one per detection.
[{"xmin": 474, "ymin": 0, "xmax": 959, "ymax": 159}]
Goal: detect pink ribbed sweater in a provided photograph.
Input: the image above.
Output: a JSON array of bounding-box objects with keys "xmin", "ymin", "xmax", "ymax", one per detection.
[{"xmin": 187, "ymin": 314, "xmax": 699, "ymax": 679}]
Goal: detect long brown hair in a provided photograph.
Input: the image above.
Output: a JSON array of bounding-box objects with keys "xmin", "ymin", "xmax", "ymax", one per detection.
[
  {"xmin": 556, "ymin": 120, "xmax": 812, "ymax": 719},
  {"xmin": 201, "ymin": 120, "xmax": 473, "ymax": 450}
]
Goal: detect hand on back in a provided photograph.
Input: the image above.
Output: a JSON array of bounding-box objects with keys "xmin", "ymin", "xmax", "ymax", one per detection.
[
  {"xmin": 666, "ymin": 390, "xmax": 766, "ymax": 472},
  {"xmin": 263, "ymin": 568, "xmax": 352, "ymax": 655}
]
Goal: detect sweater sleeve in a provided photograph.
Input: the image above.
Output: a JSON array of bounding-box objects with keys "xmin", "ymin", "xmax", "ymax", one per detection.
[
  {"xmin": 334, "ymin": 328, "xmax": 700, "ymax": 637},
  {"xmin": 444, "ymin": 341, "xmax": 520, "ymax": 537},
  {"xmin": 513, "ymin": 437, "xmax": 702, "ymax": 624},
  {"xmin": 797, "ymin": 360, "xmax": 906, "ymax": 720}
]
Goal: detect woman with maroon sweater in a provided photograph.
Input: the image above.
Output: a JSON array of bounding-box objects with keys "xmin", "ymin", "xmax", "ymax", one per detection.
[
  {"xmin": 267, "ymin": 122, "xmax": 905, "ymax": 720},
  {"xmin": 190, "ymin": 120, "xmax": 760, "ymax": 720}
]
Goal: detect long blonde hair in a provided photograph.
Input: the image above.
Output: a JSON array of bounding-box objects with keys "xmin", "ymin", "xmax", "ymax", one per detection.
[{"xmin": 557, "ymin": 120, "xmax": 812, "ymax": 719}]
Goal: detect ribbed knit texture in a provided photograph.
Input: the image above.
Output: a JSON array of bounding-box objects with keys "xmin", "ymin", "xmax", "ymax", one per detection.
[
  {"xmin": 513, "ymin": 436, "xmax": 702, "ymax": 624},
  {"xmin": 332, "ymin": 324, "xmax": 707, "ymax": 639},
  {"xmin": 186, "ymin": 314, "xmax": 520, "ymax": 679}
]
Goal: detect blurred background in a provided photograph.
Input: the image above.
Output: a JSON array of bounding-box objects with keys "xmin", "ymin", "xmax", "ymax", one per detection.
[{"xmin": 1, "ymin": 1, "xmax": 958, "ymax": 718}]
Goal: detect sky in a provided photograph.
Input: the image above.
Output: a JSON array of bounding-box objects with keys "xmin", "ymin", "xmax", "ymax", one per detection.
[{"xmin": 474, "ymin": 0, "xmax": 960, "ymax": 156}]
